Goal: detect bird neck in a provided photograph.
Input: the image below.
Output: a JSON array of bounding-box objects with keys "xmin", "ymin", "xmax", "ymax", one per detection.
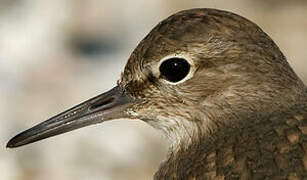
[
  {"xmin": 155, "ymin": 93, "xmax": 307, "ymax": 179},
  {"xmin": 159, "ymin": 83, "xmax": 307, "ymax": 163},
  {"xmin": 165, "ymin": 80, "xmax": 307, "ymax": 153}
]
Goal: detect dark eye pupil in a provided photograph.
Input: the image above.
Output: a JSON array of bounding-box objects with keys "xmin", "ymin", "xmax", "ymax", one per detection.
[{"xmin": 159, "ymin": 58, "xmax": 190, "ymax": 83}]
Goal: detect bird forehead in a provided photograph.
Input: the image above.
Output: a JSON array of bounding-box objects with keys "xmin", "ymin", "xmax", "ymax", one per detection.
[
  {"xmin": 119, "ymin": 8, "xmax": 275, "ymax": 95},
  {"xmin": 122, "ymin": 8, "xmax": 262, "ymax": 70}
]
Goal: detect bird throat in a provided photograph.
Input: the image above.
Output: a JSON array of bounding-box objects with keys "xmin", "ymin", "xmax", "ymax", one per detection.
[{"xmin": 150, "ymin": 85, "xmax": 307, "ymax": 159}]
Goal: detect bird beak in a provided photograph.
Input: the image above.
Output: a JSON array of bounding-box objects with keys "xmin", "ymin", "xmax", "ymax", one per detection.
[{"xmin": 7, "ymin": 86, "xmax": 136, "ymax": 148}]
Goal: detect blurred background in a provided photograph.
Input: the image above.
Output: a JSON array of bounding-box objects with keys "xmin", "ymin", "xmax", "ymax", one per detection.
[{"xmin": 1, "ymin": 0, "xmax": 306, "ymax": 179}]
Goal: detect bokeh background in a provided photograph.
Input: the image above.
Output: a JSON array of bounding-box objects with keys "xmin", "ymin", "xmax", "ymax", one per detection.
[{"xmin": 1, "ymin": 0, "xmax": 307, "ymax": 179}]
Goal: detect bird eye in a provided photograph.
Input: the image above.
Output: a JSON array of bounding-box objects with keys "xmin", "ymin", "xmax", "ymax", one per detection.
[{"xmin": 159, "ymin": 58, "xmax": 190, "ymax": 83}]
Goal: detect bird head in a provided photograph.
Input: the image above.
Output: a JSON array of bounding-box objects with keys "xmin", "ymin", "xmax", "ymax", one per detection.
[
  {"xmin": 7, "ymin": 8, "xmax": 305, "ymax": 149},
  {"xmin": 118, "ymin": 8, "xmax": 305, "ymax": 146}
]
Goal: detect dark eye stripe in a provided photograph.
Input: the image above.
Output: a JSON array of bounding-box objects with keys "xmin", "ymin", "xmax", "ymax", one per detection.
[{"xmin": 159, "ymin": 58, "xmax": 190, "ymax": 83}]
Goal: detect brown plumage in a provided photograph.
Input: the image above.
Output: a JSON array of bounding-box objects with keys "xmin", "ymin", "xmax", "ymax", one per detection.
[{"xmin": 7, "ymin": 8, "xmax": 307, "ymax": 179}]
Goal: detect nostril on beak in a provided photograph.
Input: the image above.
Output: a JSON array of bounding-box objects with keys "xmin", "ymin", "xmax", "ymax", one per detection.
[{"xmin": 90, "ymin": 97, "xmax": 115, "ymax": 111}]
